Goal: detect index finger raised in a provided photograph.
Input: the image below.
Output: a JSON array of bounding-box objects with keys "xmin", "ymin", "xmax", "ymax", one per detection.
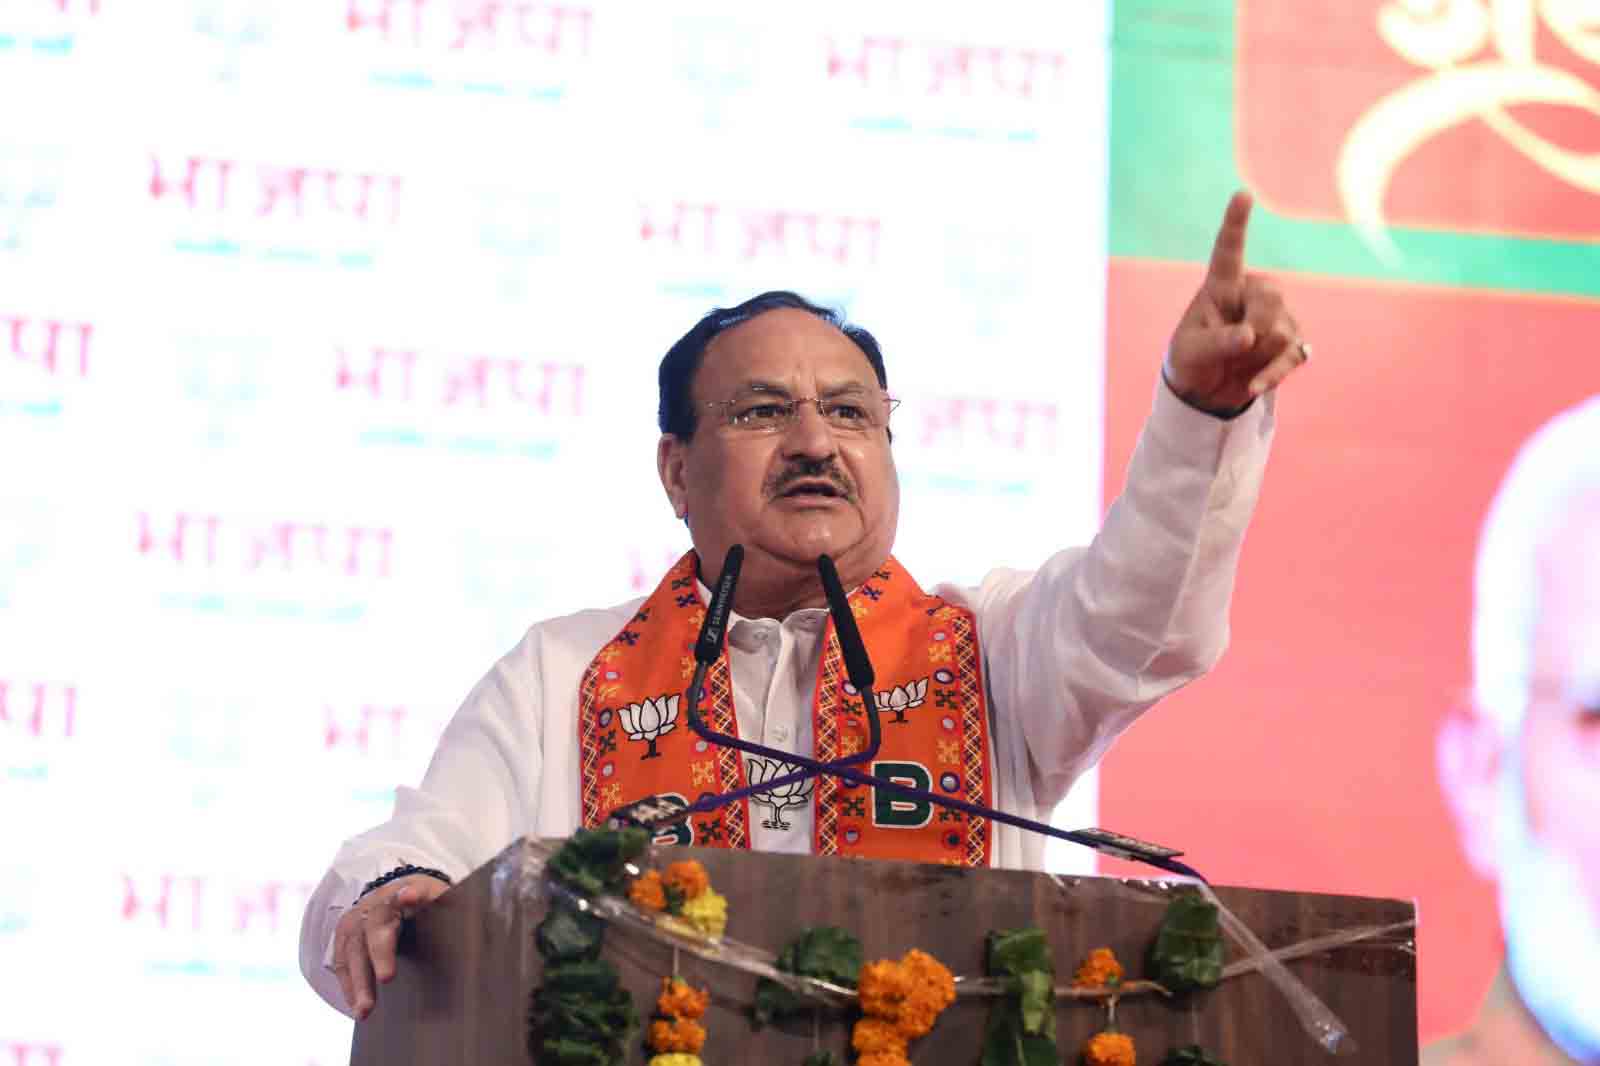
[{"xmin": 1206, "ymin": 190, "xmax": 1254, "ymax": 284}]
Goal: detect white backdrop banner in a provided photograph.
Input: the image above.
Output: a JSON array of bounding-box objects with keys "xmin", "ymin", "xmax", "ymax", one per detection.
[{"xmin": 0, "ymin": 2, "xmax": 1109, "ymax": 1061}]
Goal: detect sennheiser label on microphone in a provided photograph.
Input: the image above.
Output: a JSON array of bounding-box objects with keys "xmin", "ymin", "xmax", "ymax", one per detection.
[{"xmin": 1073, "ymin": 827, "xmax": 1184, "ymax": 862}]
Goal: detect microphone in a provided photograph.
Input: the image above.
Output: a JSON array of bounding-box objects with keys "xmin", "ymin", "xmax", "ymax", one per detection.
[
  {"xmin": 694, "ymin": 544, "xmax": 743, "ymax": 665},
  {"xmin": 817, "ymin": 554, "xmax": 873, "ymax": 691},
  {"xmin": 633, "ymin": 551, "xmax": 887, "ymax": 831},
  {"xmin": 817, "ymin": 554, "xmax": 882, "ymax": 759},
  {"xmin": 686, "ymin": 544, "xmax": 743, "ymax": 729}
]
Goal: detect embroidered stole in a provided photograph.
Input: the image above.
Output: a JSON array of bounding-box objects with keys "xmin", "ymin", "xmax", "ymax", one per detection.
[{"xmin": 576, "ymin": 552, "xmax": 992, "ymax": 866}]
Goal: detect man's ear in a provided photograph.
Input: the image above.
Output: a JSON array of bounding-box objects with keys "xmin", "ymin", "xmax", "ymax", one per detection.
[
  {"xmin": 1437, "ymin": 700, "xmax": 1507, "ymax": 881},
  {"xmin": 657, "ymin": 434, "xmax": 688, "ymax": 520}
]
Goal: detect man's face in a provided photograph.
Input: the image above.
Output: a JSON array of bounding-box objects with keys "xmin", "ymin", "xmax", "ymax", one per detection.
[
  {"xmin": 657, "ymin": 308, "xmax": 900, "ymax": 606},
  {"xmin": 1520, "ymin": 491, "xmax": 1600, "ymax": 921}
]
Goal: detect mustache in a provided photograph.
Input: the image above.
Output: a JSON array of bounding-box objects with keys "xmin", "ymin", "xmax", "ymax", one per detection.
[{"xmin": 766, "ymin": 459, "xmax": 854, "ymax": 500}]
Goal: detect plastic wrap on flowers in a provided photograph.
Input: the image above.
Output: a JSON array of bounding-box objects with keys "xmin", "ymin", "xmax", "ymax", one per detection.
[
  {"xmin": 507, "ymin": 833, "xmax": 1413, "ymax": 1059},
  {"xmin": 1041, "ymin": 873, "xmax": 1414, "ymax": 1056}
]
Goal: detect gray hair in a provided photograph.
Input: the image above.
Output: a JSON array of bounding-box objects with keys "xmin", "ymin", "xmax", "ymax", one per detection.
[{"xmin": 1474, "ymin": 395, "xmax": 1600, "ymax": 735}]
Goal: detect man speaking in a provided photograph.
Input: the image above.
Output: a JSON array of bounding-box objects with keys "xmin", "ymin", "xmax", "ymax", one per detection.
[{"xmin": 300, "ymin": 192, "xmax": 1310, "ymax": 1020}]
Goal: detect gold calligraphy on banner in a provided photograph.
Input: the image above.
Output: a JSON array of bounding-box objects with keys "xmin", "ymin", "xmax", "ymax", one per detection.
[{"xmin": 1337, "ymin": 0, "xmax": 1600, "ymax": 260}]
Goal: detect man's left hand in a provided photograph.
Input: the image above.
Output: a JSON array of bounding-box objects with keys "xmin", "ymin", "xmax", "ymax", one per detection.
[{"xmin": 1165, "ymin": 190, "xmax": 1310, "ymax": 416}]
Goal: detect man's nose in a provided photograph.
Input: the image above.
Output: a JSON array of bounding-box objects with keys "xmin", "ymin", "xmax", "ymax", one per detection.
[{"xmin": 781, "ymin": 400, "xmax": 837, "ymax": 459}]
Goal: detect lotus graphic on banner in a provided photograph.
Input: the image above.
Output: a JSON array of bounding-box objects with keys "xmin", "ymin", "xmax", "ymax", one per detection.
[
  {"xmin": 620, "ymin": 694, "xmax": 679, "ymax": 760},
  {"xmin": 746, "ymin": 756, "xmax": 815, "ymax": 831},
  {"xmin": 877, "ymin": 677, "xmax": 929, "ymax": 725}
]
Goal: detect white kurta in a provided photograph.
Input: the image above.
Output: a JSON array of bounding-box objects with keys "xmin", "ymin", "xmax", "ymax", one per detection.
[{"xmin": 299, "ymin": 382, "xmax": 1276, "ymax": 1016}]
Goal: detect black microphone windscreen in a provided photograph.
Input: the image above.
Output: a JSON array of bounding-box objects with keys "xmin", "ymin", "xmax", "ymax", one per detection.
[
  {"xmin": 817, "ymin": 554, "xmax": 874, "ymax": 689},
  {"xmin": 693, "ymin": 544, "xmax": 744, "ymax": 664}
]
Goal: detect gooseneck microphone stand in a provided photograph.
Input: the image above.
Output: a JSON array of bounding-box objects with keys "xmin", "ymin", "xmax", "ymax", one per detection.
[{"xmin": 611, "ymin": 546, "xmax": 1207, "ymax": 885}]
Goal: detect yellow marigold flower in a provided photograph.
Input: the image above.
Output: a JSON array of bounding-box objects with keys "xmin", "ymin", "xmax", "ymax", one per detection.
[
  {"xmin": 1085, "ymin": 1030, "xmax": 1136, "ymax": 1066},
  {"xmin": 647, "ymin": 1018, "xmax": 707, "ymax": 1055},
  {"xmin": 663, "ymin": 859, "xmax": 711, "ymax": 901},
  {"xmin": 857, "ymin": 958, "xmax": 914, "ymax": 1018},
  {"xmin": 851, "ymin": 1017, "xmax": 909, "ymax": 1056},
  {"xmin": 628, "ymin": 870, "xmax": 667, "ymax": 912},
  {"xmin": 646, "ymin": 1057, "xmax": 702, "ymax": 1066},
  {"xmin": 1073, "ymin": 947, "xmax": 1125, "ymax": 990},
  {"xmin": 656, "ymin": 976, "xmax": 709, "ymax": 1020},
  {"xmin": 680, "ymin": 888, "xmax": 728, "ymax": 939}
]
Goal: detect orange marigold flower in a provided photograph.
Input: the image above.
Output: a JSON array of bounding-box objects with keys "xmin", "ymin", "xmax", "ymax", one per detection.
[
  {"xmin": 898, "ymin": 949, "xmax": 955, "ymax": 1018},
  {"xmin": 628, "ymin": 870, "xmax": 667, "ymax": 912},
  {"xmin": 662, "ymin": 860, "xmax": 710, "ymax": 901},
  {"xmin": 1073, "ymin": 947, "xmax": 1125, "ymax": 990},
  {"xmin": 647, "ymin": 1018, "xmax": 707, "ymax": 1054},
  {"xmin": 857, "ymin": 958, "xmax": 913, "ymax": 1018},
  {"xmin": 859, "ymin": 949, "xmax": 956, "ymax": 1038},
  {"xmin": 892, "ymin": 1000, "xmax": 940, "ymax": 1040},
  {"xmin": 857, "ymin": 1054, "xmax": 912, "ymax": 1066},
  {"xmin": 1084, "ymin": 1030, "xmax": 1136, "ymax": 1066},
  {"xmin": 656, "ymin": 977, "xmax": 709, "ymax": 1020},
  {"xmin": 851, "ymin": 1017, "xmax": 909, "ymax": 1057}
]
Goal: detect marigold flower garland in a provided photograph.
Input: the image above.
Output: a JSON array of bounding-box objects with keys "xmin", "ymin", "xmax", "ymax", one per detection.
[
  {"xmin": 1075, "ymin": 946, "xmax": 1134, "ymax": 1065},
  {"xmin": 1085, "ymin": 1030, "xmax": 1138, "ymax": 1066},
  {"xmin": 1073, "ymin": 947, "xmax": 1125, "ymax": 991},
  {"xmin": 629, "ymin": 859, "xmax": 729, "ymax": 940},
  {"xmin": 647, "ymin": 975, "xmax": 711, "ymax": 1066},
  {"xmin": 532, "ymin": 834, "xmax": 1241, "ymax": 1066},
  {"xmin": 850, "ymin": 948, "xmax": 956, "ymax": 1066},
  {"xmin": 628, "ymin": 859, "xmax": 724, "ymax": 1063}
]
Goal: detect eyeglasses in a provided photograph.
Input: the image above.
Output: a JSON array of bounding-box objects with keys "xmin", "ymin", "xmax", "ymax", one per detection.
[{"xmin": 704, "ymin": 385, "xmax": 900, "ymax": 434}]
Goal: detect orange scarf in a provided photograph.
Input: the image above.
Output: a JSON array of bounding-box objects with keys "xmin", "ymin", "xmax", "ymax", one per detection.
[{"xmin": 577, "ymin": 552, "xmax": 992, "ymax": 866}]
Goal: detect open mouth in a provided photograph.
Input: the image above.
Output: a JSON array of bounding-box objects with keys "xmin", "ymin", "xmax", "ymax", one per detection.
[{"xmin": 777, "ymin": 480, "xmax": 846, "ymax": 500}]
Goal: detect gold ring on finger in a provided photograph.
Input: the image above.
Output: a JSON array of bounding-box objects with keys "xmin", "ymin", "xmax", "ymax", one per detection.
[{"xmin": 1297, "ymin": 340, "xmax": 1313, "ymax": 363}]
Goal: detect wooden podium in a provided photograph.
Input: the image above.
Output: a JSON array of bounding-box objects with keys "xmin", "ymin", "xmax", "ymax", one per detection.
[{"xmin": 350, "ymin": 838, "xmax": 1417, "ymax": 1065}]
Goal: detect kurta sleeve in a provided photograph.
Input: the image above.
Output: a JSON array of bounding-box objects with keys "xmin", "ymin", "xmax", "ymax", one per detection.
[
  {"xmin": 968, "ymin": 379, "xmax": 1276, "ymax": 810},
  {"xmin": 297, "ymin": 627, "xmax": 546, "ymax": 1016}
]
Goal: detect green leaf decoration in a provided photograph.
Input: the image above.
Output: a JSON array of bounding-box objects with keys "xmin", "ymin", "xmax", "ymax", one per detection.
[
  {"xmin": 547, "ymin": 827, "xmax": 650, "ymax": 897},
  {"xmin": 979, "ymin": 927, "xmax": 1058, "ymax": 1066},
  {"xmin": 752, "ymin": 925, "xmax": 864, "ymax": 1028},
  {"xmin": 783, "ymin": 926, "xmax": 865, "ymax": 985},
  {"xmin": 528, "ymin": 977, "xmax": 637, "ymax": 1065},
  {"xmin": 663, "ymin": 882, "xmax": 686, "ymax": 916},
  {"xmin": 979, "ymin": 1006, "xmax": 1058, "ymax": 1066},
  {"xmin": 536, "ymin": 905, "xmax": 607, "ymax": 964},
  {"xmin": 984, "ymin": 927, "xmax": 1054, "ymax": 981},
  {"xmin": 1162, "ymin": 1044, "xmax": 1229, "ymax": 1066},
  {"xmin": 534, "ymin": 1037, "xmax": 611, "ymax": 1066},
  {"xmin": 800, "ymin": 1052, "xmax": 842, "ymax": 1066},
  {"xmin": 1148, "ymin": 892, "xmax": 1225, "ymax": 993},
  {"xmin": 542, "ymin": 960, "xmax": 627, "ymax": 999},
  {"xmin": 527, "ymin": 944, "xmax": 637, "ymax": 1065},
  {"xmin": 1015, "ymin": 969, "xmax": 1055, "ymax": 1038}
]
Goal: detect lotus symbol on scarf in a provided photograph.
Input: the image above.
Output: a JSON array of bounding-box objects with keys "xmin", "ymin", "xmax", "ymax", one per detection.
[
  {"xmin": 619, "ymin": 694, "xmax": 679, "ymax": 760},
  {"xmin": 876, "ymin": 677, "xmax": 929, "ymax": 724},
  {"xmin": 746, "ymin": 756, "xmax": 814, "ymax": 831}
]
